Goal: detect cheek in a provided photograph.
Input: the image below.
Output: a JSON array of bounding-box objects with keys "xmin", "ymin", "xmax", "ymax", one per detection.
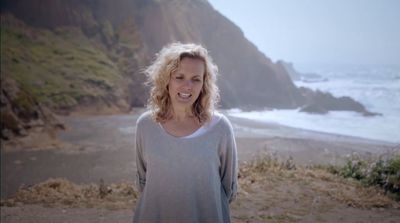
[
  {"xmin": 196, "ymin": 84, "xmax": 204, "ymax": 95},
  {"xmin": 168, "ymin": 85, "xmax": 175, "ymax": 97}
]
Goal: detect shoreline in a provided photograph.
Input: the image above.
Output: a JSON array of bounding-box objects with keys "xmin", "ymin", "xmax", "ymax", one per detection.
[
  {"xmin": 1, "ymin": 111, "xmax": 397, "ymax": 199},
  {"xmin": 225, "ymin": 106, "xmax": 400, "ymax": 145},
  {"xmin": 225, "ymin": 113, "xmax": 397, "ymax": 166},
  {"xmin": 226, "ymin": 114, "xmax": 396, "ymax": 145}
]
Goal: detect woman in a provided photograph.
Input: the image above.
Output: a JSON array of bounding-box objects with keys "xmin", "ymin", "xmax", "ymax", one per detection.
[{"xmin": 133, "ymin": 43, "xmax": 238, "ymax": 223}]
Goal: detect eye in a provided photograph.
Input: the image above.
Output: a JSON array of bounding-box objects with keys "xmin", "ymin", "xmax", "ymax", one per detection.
[
  {"xmin": 175, "ymin": 76, "xmax": 183, "ymax": 80},
  {"xmin": 193, "ymin": 79, "xmax": 201, "ymax": 82}
]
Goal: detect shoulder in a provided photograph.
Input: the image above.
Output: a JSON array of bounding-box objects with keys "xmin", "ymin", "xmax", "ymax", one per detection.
[
  {"xmin": 136, "ymin": 110, "xmax": 156, "ymax": 129},
  {"xmin": 214, "ymin": 112, "xmax": 234, "ymax": 134}
]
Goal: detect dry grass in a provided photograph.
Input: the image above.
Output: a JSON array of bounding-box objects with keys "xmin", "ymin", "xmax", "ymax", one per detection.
[
  {"xmin": 1, "ymin": 178, "xmax": 138, "ymax": 210},
  {"xmin": 1, "ymin": 153, "xmax": 399, "ymax": 223},
  {"xmin": 232, "ymin": 151, "xmax": 399, "ymax": 222}
]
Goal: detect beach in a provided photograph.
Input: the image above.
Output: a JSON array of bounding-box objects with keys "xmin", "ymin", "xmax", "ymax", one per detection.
[{"xmin": 1, "ymin": 110, "xmax": 399, "ymax": 222}]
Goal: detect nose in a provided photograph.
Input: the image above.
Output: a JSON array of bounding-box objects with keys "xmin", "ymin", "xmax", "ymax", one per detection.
[{"xmin": 182, "ymin": 79, "xmax": 193, "ymax": 89}]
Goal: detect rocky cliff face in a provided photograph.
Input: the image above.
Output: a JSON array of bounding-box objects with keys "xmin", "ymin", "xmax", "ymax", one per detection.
[
  {"xmin": 1, "ymin": 0, "xmax": 302, "ymax": 109},
  {"xmin": 1, "ymin": 0, "xmax": 373, "ymax": 141},
  {"xmin": 1, "ymin": 76, "xmax": 64, "ymax": 142},
  {"xmin": 130, "ymin": 0, "xmax": 303, "ymax": 108}
]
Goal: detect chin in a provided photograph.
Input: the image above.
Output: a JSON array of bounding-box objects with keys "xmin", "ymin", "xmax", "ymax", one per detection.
[{"xmin": 172, "ymin": 98, "xmax": 196, "ymax": 108}]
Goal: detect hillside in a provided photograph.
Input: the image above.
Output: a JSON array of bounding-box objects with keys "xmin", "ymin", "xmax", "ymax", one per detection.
[{"xmin": 0, "ymin": 0, "xmax": 374, "ymax": 141}]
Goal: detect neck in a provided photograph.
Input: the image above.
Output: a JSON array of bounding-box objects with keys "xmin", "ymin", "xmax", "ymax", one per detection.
[{"xmin": 171, "ymin": 106, "xmax": 194, "ymax": 122}]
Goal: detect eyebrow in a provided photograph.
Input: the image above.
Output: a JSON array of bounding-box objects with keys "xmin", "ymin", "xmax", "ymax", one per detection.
[{"xmin": 175, "ymin": 73, "xmax": 202, "ymax": 78}]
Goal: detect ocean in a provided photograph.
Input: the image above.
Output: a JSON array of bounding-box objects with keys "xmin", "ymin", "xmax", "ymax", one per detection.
[{"xmin": 228, "ymin": 64, "xmax": 400, "ymax": 143}]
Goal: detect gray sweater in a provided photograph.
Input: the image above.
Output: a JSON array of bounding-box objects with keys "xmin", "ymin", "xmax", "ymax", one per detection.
[{"xmin": 133, "ymin": 111, "xmax": 238, "ymax": 223}]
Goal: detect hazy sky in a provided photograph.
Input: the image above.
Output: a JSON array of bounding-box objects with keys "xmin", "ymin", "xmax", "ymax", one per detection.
[{"xmin": 208, "ymin": 0, "xmax": 400, "ymax": 66}]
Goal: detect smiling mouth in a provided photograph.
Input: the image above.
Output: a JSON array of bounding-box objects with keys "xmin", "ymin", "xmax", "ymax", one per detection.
[{"xmin": 178, "ymin": 92, "xmax": 192, "ymax": 99}]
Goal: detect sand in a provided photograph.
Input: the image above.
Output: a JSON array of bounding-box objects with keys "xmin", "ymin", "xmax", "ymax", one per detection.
[{"xmin": 1, "ymin": 110, "xmax": 399, "ymax": 222}]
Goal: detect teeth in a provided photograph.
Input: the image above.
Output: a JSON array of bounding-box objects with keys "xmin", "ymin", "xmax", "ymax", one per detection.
[{"xmin": 178, "ymin": 93, "xmax": 191, "ymax": 98}]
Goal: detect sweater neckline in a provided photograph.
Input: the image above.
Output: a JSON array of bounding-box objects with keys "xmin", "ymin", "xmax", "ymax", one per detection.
[{"xmin": 158, "ymin": 113, "xmax": 223, "ymax": 140}]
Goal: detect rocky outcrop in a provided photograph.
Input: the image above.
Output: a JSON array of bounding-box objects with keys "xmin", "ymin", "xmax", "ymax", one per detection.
[
  {"xmin": 278, "ymin": 61, "xmax": 376, "ymax": 116},
  {"xmin": 278, "ymin": 60, "xmax": 326, "ymax": 83},
  {"xmin": 277, "ymin": 61, "xmax": 301, "ymax": 81},
  {"xmin": 298, "ymin": 87, "xmax": 380, "ymax": 116},
  {"xmin": 1, "ymin": 77, "xmax": 64, "ymax": 141}
]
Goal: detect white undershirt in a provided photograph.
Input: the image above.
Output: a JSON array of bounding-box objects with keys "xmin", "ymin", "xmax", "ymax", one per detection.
[
  {"xmin": 160, "ymin": 112, "xmax": 223, "ymax": 139},
  {"xmin": 182, "ymin": 112, "xmax": 222, "ymax": 138}
]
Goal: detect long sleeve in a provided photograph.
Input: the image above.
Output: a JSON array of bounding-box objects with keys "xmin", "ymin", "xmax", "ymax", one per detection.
[
  {"xmin": 135, "ymin": 123, "xmax": 147, "ymax": 192},
  {"xmin": 219, "ymin": 119, "xmax": 238, "ymax": 203}
]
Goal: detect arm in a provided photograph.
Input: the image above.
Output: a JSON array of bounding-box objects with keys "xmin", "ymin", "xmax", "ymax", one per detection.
[
  {"xmin": 135, "ymin": 123, "xmax": 147, "ymax": 193},
  {"xmin": 220, "ymin": 118, "xmax": 238, "ymax": 203}
]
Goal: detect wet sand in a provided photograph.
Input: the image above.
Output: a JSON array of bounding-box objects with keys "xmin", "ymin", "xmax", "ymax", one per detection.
[{"xmin": 1, "ymin": 110, "xmax": 397, "ymax": 199}]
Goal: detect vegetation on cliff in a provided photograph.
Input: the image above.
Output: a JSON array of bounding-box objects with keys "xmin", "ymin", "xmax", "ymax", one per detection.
[{"xmin": 1, "ymin": 15, "xmax": 129, "ymax": 113}]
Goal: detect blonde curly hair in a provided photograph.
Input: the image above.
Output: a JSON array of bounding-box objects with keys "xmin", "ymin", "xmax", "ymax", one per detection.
[{"xmin": 145, "ymin": 42, "xmax": 220, "ymax": 124}]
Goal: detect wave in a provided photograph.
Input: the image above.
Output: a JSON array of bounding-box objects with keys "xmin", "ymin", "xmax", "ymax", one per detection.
[
  {"xmin": 294, "ymin": 66, "xmax": 400, "ymax": 115},
  {"xmin": 228, "ymin": 109, "xmax": 400, "ymax": 143},
  {"xmin": 230, "ymin": 65, "xmax": 400, "ymax": 143}
]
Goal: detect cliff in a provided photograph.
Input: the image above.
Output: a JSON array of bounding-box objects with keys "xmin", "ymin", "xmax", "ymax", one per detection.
[{"xmin": 0, "ymin": 0, "xmax": 374, "ymax": 141}]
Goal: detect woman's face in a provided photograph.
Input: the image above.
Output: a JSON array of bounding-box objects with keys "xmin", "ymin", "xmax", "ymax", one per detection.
[{"xmin": 168, "ymin": 57, "xmax": 205, "ymax": 111}]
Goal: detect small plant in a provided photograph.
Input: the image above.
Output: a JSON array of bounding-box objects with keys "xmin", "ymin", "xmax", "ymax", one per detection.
[{"xmin": 332, "ymin": 150, "xmax": 400, "ymax": 200}]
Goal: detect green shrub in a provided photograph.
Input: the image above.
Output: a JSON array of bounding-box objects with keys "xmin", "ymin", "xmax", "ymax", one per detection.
[
  {"xmin": 340, "ymin": 158, "xmax": 367, "ymax": 180},
  {"xmin": 333, "ymin": 153, "xmax": 400, "ymax": 200},
  {"xmin": 383, "ymin": 156, "xmax": 400, "ymax": 195}
]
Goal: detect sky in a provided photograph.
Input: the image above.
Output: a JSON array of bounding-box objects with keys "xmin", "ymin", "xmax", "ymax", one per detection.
[{"xmin": 208, "ymin": 0, "xmax": 400, "ymax": 67}]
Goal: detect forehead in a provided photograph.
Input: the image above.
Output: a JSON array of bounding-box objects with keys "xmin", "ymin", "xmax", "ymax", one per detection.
[{"xmin": 176, "ymin": 57, "xmax": 205, "ymax": 76}]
